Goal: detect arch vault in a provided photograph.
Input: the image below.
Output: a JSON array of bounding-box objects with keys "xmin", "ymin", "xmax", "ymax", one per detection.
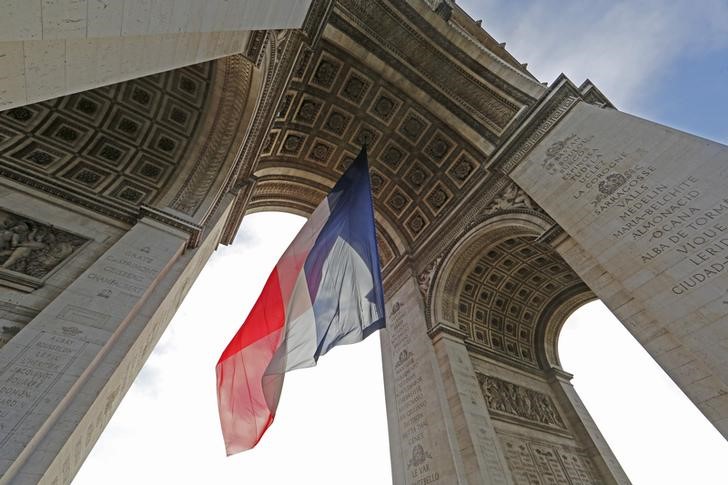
[{"xmin": 0, "ymin": 1, "xmax": 726, "ymax": 484}]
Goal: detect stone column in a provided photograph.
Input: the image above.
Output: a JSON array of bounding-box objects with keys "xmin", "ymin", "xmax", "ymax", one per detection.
[
  {"xmin": 547, "ymin": 369, "xmax": 630, "ymax": 484},
  {"xmin": 506, "ymin": 78, "xmax": 728, "ymax": 438},
  {"xmin": 428, "ymin": 325, "xmax": 514, "ymax": 484},
  {"xmin": 382, "ymin": 275, "xmax": 465, "ymax": 484},
  {"xmin": 0, "ymin": 199, "xmax": 232, "ymax": 484},
  {"xmin": 382, "ymin": 273, "xmax": 516, "ymax": 485}
]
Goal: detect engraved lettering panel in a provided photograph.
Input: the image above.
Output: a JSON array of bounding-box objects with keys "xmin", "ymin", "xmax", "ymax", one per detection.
[
  {"xmin": 511, "ymin": 102, "xmax": 728, "ymax": 374},
  {"xmin": 501, "ymin": 434, "xmax": 599, "ymax": 485},
  {"xmin": 0, "ymin": 332, "xmax": 87, "ymax": 454},
  {"xmin": 389, "ymin": 305, "xmax": 442, "ymax": 485},
  {"xmin": 382, "ymin": 278, "xmax": 457, "ymax": 484}
]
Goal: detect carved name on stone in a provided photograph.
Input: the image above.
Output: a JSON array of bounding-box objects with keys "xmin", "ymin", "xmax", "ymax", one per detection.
[
  {"xmin": 388, "ymin": 293, "xmax": 443, "ymax": 485},
  {"xmin": 477, "ymin": 374, "xmax": 565, "ymax": 429},
  {"xmin": 501, "ymin": 434, "xmax": 599, "ymax": 485},
  {"xmin": 0, "ymin": 331, "xmax": 88, "ymax": 455}
]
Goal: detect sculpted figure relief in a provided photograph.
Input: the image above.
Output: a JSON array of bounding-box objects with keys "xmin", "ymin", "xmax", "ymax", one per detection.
[
  {"xmin": 486, "ymin": 182, "xmax": 537, "ymax": 213},
  {"xmin": 0, "ymin": 210, "xmax": 87, "ymax": 279},
  {"xmin": 478, "ymin": 373, "xmax": 566, "ymax": 428}
]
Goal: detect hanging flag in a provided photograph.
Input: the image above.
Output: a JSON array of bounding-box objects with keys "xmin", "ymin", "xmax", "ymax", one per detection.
[{"xmin": 216, "ymin": 147, "xmax": 386, "ymax": 455}]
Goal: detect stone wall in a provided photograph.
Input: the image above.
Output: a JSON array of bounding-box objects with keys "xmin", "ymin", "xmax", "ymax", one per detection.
[
  {"xmin": 510, "ymin": 98, "xmax": 728, "ymax": 439},
  {"xmin": 0, "ymin": 179, "xmax": 127, "ymax": 350}
]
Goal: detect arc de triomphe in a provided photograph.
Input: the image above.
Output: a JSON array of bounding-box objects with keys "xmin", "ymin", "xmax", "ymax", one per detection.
[{"xmin": 0, "ymin": 1, "xmax": 726, "ymax": 483}]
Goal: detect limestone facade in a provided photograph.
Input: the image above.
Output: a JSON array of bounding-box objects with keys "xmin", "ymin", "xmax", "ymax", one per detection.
[
  {"xmin": 0, "ymin": 1, "xmax": 723, "ymax": 484},
  {"xmin": 0, "ymin": 0, "xmax": 312, "ymax": 109}
]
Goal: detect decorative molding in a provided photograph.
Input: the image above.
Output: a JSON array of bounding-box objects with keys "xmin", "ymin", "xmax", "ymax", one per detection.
[
  {"xmin": 220, "ymin": 31, "xmax": 306, "ymax": 244},
  {"xmin": 427, "ymin": 321, "xmax": 469, "ymax": 341},
  {"xmin": 0, "ymin": 165, "xmax": 137, "ymax": 224},
  {"xmin": 492, "ymin": 75, "xmax": 583, "ymax": 174},
  {"xmin": 578, "ymin": 79, "xmax": 615, "ymax": 109},
  {"xmin": 169, "ymin": 55, "xmax": 253, "ymax": 216},
  {"xmin": 138, "ymin": 206, "xmax": 202, "ymax": 248},
  {"xmin": 301, "ymin": 0, "xmax": 336, "ymax": 45},
  {"xmin": 535, "ymin": 224, "xmax": 566, "ymax": 246},
  {"xmin": 244, "ymin": 31, "xmax": 269, "ymax": 68},
  {"xmin": 334, "ymin": 1, "xmax": 524, "ymax": 141},
  {"xmin": 434, "ymin": 2, "xmax": 453, "ymax": 21}
]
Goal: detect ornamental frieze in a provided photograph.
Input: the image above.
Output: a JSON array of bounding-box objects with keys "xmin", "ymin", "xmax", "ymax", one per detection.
[
  {"xmin": 0, "ymin": 209, "xmax": 87, "ymax": 290},
  {"xmin": 477, "ymin": 373, "xmax": 566, "ymax": 429}
]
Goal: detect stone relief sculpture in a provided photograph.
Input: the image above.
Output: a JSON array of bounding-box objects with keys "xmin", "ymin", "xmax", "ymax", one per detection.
[
  {"xmin": 486, "ymin": 182, "xmax": 537, "ymax": 213},
  {"xmin": 0, "ymin": 209, "xmax": 87, "ymax": 280},
  {"xmin": 477, "ymin": 373, "xmax": 566, "ymax": 429},
  {"xmin": 417, "ymin": 255, "xmax": 442, "ymax": 297}
]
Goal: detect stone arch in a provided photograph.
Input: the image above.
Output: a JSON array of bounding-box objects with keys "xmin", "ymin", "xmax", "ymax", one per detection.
[
  {"xmin": 429, "ymin": 211, "xmax": 594, "ymax": 370},
  {"xmin": 424, "ymin": 211, "xmax": 627, "ymax": 482},
  {"xmin": 535, "ymin": 287, "xmax": 596, "ymax": 370},
  {"xmin": 243, "ymin": 170, "xmax": 405, "ymax": 273},
  {"xmin": 431, "ymin": 212, "xmax": 594, "ymax": 370},
  {"xmin": 160, "ymin": 53, "xmax": 261, "ymax": 224}
]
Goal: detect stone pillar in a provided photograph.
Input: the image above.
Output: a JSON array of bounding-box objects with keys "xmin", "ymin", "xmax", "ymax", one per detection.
[
  {"xmin": 506, "ymin": 80, "xmax": 728, "ymax": 438},
  {"xmin": 381, "ymin": 275, "xmax": 461, "ymax": 484},
  {"xmin": 428, "ymin": 325, "xmax": 513, "ymax": 484},
  {"xmin": 0, "ymin": 198, "xmax": 233, "ymax": 484},
  {"xmin": 548, "ymin": 369, "xmax": 629, "ymax": 483}
]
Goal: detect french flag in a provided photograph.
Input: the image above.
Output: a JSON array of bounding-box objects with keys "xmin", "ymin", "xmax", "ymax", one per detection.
[{"xmin": 216, "ymin": 147, "xmax": 386, "ymax": 455}]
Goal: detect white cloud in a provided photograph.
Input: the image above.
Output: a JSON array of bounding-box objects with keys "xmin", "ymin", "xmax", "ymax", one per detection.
[
  {"xmin": 459, "ymin": 0, "xmax": 728, "ymax": 114},
  {"xmin": 73, "ymin": 213, "xmax": 392, "ymax": 485}
]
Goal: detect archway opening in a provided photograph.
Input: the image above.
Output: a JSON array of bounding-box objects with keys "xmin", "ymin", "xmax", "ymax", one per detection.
[
  {"xmin": 72, "ymin": 212, "xmax": 391, "ymax": 485},
  {"xmin": 558, "ymin": 301, "xmax": 728, "ymax": 484}
]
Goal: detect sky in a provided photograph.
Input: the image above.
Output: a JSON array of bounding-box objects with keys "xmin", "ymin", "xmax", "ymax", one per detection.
[{"xmin": 73, "ymin": 1, "xmax": 728, "ymax": 484}]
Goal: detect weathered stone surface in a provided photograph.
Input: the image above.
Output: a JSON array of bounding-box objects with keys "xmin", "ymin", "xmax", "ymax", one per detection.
[
  {"xmin": 0, "ymin": 1, "xmax": 724, "ymax": 484},
  {"xmin": 510, "ymin": 100, "xmax": 728, "ymax": 440}
]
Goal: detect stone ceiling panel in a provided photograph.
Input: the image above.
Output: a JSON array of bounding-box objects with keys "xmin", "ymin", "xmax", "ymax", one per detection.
[
  {"xmin": 0, "ymin": 62, "xmax": 215, "ymax": 218},
  {"xmin": 251, "ymin": 39, "xmax": 487, "ymax": 255},
  {"xmin": 457, "ymin": 236, "xmax": 586, "ymax": 367}
]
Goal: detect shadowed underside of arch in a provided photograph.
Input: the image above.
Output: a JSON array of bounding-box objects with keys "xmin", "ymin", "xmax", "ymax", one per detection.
[
  {"xmin": 456, "ymin": 234, "xmax": 591, "ymax": 368},
  {"xmin": 432, "ymin": 215, "xmax": 594, "ymax": 370},
  {"xmin": 239, "ymin": 0, "xmax": 550, "ymax": 276}
]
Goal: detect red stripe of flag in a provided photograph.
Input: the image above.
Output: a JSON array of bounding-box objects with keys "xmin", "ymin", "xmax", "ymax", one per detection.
[
  {"xmin": 216, "ymin": 268, "xmax": 287, "ymax": 453},
  {"xmin": 218, "ymin": 269, "xmax": 286, "ymax": 361}
]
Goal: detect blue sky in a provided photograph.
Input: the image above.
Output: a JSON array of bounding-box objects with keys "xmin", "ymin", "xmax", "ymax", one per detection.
[
  {"xmin": 458, "ymin": 0, "xmax": 728, "ymax": 143},
  {"xmin": 73, "ymin": 2, "xmax": 728, "ymax": 484}
]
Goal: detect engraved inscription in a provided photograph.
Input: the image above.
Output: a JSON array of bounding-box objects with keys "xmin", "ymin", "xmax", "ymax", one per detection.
[
  {"xmin": 477, "ymin": 374, "xmax": 565, "ymax": 429},
  {"xmin": 86, "ymin": 249, "xmax": 158, "ymax": 299},
  {"xmin": 388, "ymin": 297, "xmax": 442, "ymax": 485},
  {"xmin": 502, "ymin": 434, "xmax": 599, "ymax": 485},
  {"xmin": 540, "ymin": 131, "xmax": 728, "ymax": 298},
  {"xmin": 541, "ymin": 133, "xmax": 649, "ymax": 209},
  {"xmin": 0, "ymin": 332, "xmax": 86, "ymax": 450}
]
